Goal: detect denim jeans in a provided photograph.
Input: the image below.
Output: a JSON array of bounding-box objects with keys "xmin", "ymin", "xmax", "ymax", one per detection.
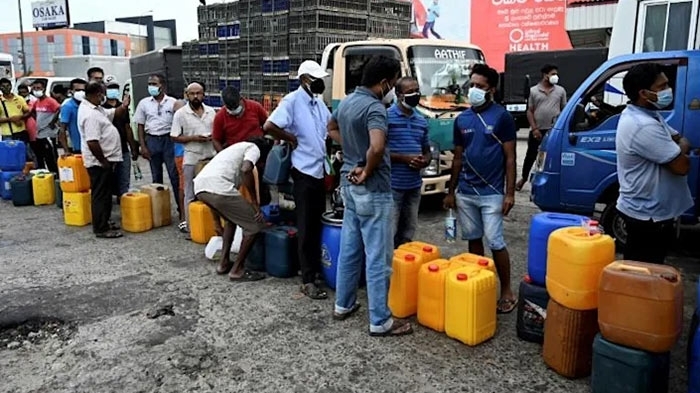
[
  {"xmin": 335, "ymin": 185, "xmax": 394, "ymax": 333},
  {"xmin": 113, "ymin": 151, "xmax": 131, "ymax": 197},
  {"xmin": 392, "ymin": 187, "xmax": 421, "ymax": 248},
  {"xmin": 146, "ymin": 135, "xmax": 181, "ymax": 212},
  {"xmin": 455, "ymin": 193, "xmax": 507, "ymax": 251}
]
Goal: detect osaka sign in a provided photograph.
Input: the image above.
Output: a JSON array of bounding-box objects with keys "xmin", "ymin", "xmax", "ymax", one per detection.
[{"xmin": 31, "ymin": 0, "xmax": 70, "ymax": 29}]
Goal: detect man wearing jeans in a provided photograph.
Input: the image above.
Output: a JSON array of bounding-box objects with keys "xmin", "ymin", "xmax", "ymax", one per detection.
[
  {"xmin": 328, "ymin": 55, "xmax": 412, "ymax": 337},
  {"xmin": 134, "ymin": 74, "xmax": 181, "ymax": 216},
  {"xmin": 387, "ymin": 77, "xmax": 430, "ymax": 247},
  {"xmin": 443, "ymin": 64, "xmax": 518, "ymax": 314},
  {"xmin": 170, "ymin": 82, "xmax": 216, "ymax": 237}
]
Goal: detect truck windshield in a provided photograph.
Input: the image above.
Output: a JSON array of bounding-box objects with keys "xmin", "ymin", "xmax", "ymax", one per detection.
[{"xmin": 407, "ymin": 45, "xmax": 484, "ymax": 111}]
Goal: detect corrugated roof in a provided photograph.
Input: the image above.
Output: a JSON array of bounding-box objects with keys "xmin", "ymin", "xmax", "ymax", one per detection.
[{"xmin": 568, "ymin": 0, "xmax": 618, "ymax": 5}]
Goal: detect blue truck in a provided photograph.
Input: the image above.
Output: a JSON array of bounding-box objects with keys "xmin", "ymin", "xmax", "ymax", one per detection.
[{"xmin": 530, "ymin": 50, "xmax": 700, "ymax": 247}]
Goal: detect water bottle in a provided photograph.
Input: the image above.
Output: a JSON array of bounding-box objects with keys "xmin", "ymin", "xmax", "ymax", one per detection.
[
  {"xmin": 445, "ymin": 208, "xmax": 457, "ymax": 243},
  {"xmin": 133, "ymin": 162, "xmax": 143, "ymax": 181}
]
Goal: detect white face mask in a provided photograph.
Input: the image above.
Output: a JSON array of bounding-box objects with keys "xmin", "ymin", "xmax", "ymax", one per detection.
[
  {"xmin": 227, "ymin": 105, "xmax": 243, "ymax": 116},
  {"xmin": 382, "ymin": 87, "xmax": 396, "ymax": 105},
  {"xmin": 549, "ymin": 75, "xmax": 559, "ymax": 85},
  {"xmin": 73, "ymin": 91, "xmax": 85, "ymax": 101},
  {"xmin": 468, "ymin": 87, "xmax": 487, "ymax": 107},
  {"xmin": 32, "ymin": 90, "xmax": 44, "ymax": 98}
]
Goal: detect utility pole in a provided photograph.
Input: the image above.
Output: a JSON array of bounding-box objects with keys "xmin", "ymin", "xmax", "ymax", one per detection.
[{"xmin": 18, "ymin": 0, "xmax": 27, "ymax": 75}]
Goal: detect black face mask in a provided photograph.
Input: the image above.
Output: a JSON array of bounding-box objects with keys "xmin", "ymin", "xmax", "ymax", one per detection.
[
  {"xmin": 401, "ymin": 93, "xmax": 421, "ymax": 108},
  {"xmin": 308, "ymin": 78, "xmax": 325, "ymax": 95}
]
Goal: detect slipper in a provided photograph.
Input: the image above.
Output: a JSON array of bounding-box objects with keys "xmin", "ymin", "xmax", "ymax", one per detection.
[
  {"xmin": 229, "ymin": 270, "xmax": 265, "ymax": 282},
  {"xmin": 108, "ymin": 220, "xmax": 120, "ymax": 230},
  {"xmin": 96, "ymin": 230, "xmax": 123, "ymax": 239},
  {"xmin": 178, "ymin": 221, "xmax": 188, "ymax": 233},
  {"xmin": 497, "ymin": 298, "xmax": 518, "ymax": 314},
  {"xmin": 369, "ymin": 319, "xmax": 413, "ymax": 337},
  {"xmin": 333, "ymin": 303, "xmax": 361, "ymax": 321},
  {"xmin": 301, "ymin": 283, "xmax": 328, "ymax": 300}
]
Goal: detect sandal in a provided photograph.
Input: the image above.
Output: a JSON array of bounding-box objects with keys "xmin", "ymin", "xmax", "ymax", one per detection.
[
  {"xmin": 301, "ymin": 283, "xmax": 328, "ymax": 300},
  {"xmin": 229, "ymin": 270, "xmax": 266, "ymax": 282},
  {"xmin": 178, "ymin": 221, "xmax": 188, "ymax": 233},
  {"xmin": 95, "ymin": 230, "xmax": 123, "ymax": 239},
  {"xmin": 497, "ymin": 298, "xmax": 518, "ymax": 314},
  {"xmin": 216, "ymin": 261, "xmax": 234, "ymax": 275},
  {"xmin": 369, "ymin": 319, "xmax": 413, "ymax": 337},
  {"xmin": 108, "ymin": 220, "xmax": 120, "ymax": 230},
  {"xmin": 333, "ymin": 303, "xmax": 361, "ymax": 321}
]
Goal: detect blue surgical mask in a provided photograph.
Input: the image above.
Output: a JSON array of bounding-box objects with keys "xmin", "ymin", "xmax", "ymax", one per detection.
[
  {"xmin": 651, "ymin": 88, "xmax": 673, "ymax": 109},
  {"xmin": 468, "ymin": 87, "xmax": 487, "ymax": 107},
  {"xmin": 106, "ymin": 88, "xmax": 120, "ymax": 100},
  {"xmin": 148, "ymin": 86, "xmax": 160, "ymax": 97}
]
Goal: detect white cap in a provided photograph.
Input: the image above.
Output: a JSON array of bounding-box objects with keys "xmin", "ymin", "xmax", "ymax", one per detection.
[
  {"xmin": 104, "ymin": 75, "xmax": 119, "ymax": 86},
  {"xmin": 297, "ymin": 60, "xmax": 328, "ymax": 80}
]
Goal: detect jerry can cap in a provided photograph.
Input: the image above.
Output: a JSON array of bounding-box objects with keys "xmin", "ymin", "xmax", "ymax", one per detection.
[
  {"xmin": 422, "ymin": 246, "xmax": 433, "ymax": 252},
  {"xmin": 287, "ymin": 229, "xmax": 297, "ymax": 236},
  {"xmin": 589, "ymin": 220, "xmax": 599, "ymax": 225},
  {"xmin": 405, "ymin": 254, "xmax": 415, "ymax": 262},
  {"xmin": 477, "ymin": 259, "xmax": 489, "ymax": 266},
  {"xmin": 456, "ymin": 273, "xmax": 468, "ymax": 281},
  {"xmin": 524, "ymin": 275, "xmax": 532, "ymax": 284},
  {"xmin": 428, "ymin": 264, "xmax": 439, "ymax": 272}
]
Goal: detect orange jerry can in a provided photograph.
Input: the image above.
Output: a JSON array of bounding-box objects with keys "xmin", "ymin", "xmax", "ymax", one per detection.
[
  {"xmin": 444, "ymin": 267, "xmax": 498, "ymax": 346},
  {"xmin": 417, "ymin": 259, "xmax": 458, "ymax": 332},
  {"xmin": 398, "ymin": 241, "xmax": 441, "ymax": 263},
  {"xmin": 449, "ymin": 253, "xmax": 498, "ymax": 276},
  {"xmin": 121, "ymin": 192, "xmax": 153, "ymax": 233},
  {"xmin": 543, "ymin": 298, "xmax": 599, "ymax": 378},
  {"xmin": 189, "ymin": 201, "xmax": 217, "ymax": 244},
  {"xmin": 388, "ymin": 249, "xmax": 425, "ymax": 318},
  {"xmin": 598, "ymin": 261, "xmax": 683, "ymax": 353},
  {"xmin": 58, "ymin": 155, "xmax": 90, "ymax": 193}
]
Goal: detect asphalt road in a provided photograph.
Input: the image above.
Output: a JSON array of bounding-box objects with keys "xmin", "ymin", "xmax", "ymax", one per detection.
[{"xmin": 0, "ymin": 133, "xmax": 697, "ymax": 393}]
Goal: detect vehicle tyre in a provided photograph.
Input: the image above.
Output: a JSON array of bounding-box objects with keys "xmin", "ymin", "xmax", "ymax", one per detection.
[{"xmin": 601, "ymin": 202, "xmax": 626, "ymax": 252}]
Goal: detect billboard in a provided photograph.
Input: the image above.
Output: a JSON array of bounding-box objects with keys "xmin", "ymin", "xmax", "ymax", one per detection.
[
  {"xmin": 411, "ymin": 0, "xmax": 571, "ymax": 71},
  {"xmin": 31, "ymin": 0, "xmax": 70, "ymax": 29}
]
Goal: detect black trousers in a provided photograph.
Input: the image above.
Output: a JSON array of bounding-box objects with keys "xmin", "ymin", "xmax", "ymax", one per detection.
[
  {"xmin": 522, "ymin": 129, "xmax": 548, "ymax": 180},
  {"xmin": 32, "ymin": 138, "xmax": 58, "ymax": 173},
  {"xmin": 88, "ymin": 165, "xmax": 115, "ymax": 234},
  {"xmin": 291, "ymin": 168, "xmax": 326, "ymax": 284},
  {"xmin": 620, "ymin": 211, "xmax": 675, "ymax": 264}
]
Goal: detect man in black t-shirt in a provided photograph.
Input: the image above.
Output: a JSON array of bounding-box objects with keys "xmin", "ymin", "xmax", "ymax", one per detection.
[{"xmin": 103, "ymin": 76, "xmax": 138, "ymax": 198}]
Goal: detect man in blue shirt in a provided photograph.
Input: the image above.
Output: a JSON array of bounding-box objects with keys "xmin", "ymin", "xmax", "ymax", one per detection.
[
  {"xmin": 264, "ymin": 60, "xmax": 333, "ymax": 300},
  {"xmin": 58, "ymin": 78, "xmax": 87, "ymax": 154},
  {"xmin": 388, "ymin": 77, "xmax": 430, "ymax": 247},
  {"xmin": 444, "ymin": 63, "xmax": 518, "ymax": 314},
  {"xmin": 422, "ymin": 0, "xmax": 442, "ymax": 39},
  {"xmin": 328, "ymin": 55, "xmax": 413, "ymax": 337},
  {"xmin": 616, "ymin": 63, "xmax": 693, "ymax": 264}
]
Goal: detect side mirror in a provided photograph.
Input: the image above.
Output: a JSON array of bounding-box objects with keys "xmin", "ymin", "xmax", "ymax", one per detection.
[{"xmin": 523, "ymin": 75, "xmax": 531, "ymax": 100}]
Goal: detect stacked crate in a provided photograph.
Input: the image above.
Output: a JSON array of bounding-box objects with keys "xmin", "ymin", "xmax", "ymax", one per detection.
[
  {"xmin": 368, "ymin": 0, "xmax": 411, "ymax": 38},
  {"xmin": 261, "ymin": 0, "xmax": 291, "ymax": 103}
]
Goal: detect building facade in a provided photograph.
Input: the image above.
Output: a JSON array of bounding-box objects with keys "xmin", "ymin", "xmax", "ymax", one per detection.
[
  {"xmin": 566, "ymin": 0, "xmax": 619, "ymax": 48},
  {"xmin": 75, "ymin": 16, "xmax": 177, "ymax": 54}
]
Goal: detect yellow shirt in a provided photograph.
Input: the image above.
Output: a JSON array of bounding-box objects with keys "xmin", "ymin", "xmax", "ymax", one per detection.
[{"xmin": 0, "ymin": 95, "xmax": 29, "ymax": 136}]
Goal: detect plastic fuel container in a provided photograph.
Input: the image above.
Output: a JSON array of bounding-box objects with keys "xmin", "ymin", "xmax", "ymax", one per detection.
[{"xmin": 445, "ymin": 267, "xmax": 497, "ymax": 346}]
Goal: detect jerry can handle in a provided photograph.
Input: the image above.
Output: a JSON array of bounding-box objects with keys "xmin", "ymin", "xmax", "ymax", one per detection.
[{"xmin": 613, "ymin": 263, "xmax": 651, "ymax": 275}]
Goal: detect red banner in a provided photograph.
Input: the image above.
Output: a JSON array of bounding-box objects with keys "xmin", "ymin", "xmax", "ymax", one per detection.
[{"xmin": 471, "ymin": 0, "xmax": 572, "ymax": 71}]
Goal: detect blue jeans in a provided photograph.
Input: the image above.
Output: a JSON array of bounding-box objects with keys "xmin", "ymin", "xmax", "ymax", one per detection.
[
  {"xmin": 392, "ymin": 187, "xmax": 421, "ymax": 248},
  {"xmin": 335, "ymin": 185, "xmax": 394, "ymax": 333},
  {"xmin": 113, "ymin": 151, "xmax": 131, "ymax": 197},
  {"xmin": 146, "ymin": 135, "xmax": 181, "ymax": 212},
  {"xmin": 455, "ymin": 193, "xmax": 507, "ymax": 251}
]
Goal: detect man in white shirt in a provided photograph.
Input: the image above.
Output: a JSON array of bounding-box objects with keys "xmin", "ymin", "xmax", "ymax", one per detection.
[
  {"xmin": 134, "ymin": 74, "xmax": 181, "ymax": 218},
  {"xmin": 78, "ymin": 81, "xmax": 130, "ymax": 239},
  {"xmin": 170, "ymin": 82, "xmax": 216, "ymax": 236},
  {"xmin": 194, "ymin": 138, "xmax": 272, "ymax": 281},
  {"xmin": 264, "ymin": 60, "xmax": 332, "ymax": 300}
]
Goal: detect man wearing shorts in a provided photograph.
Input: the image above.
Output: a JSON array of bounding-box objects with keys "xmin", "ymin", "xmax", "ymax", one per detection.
[
  {"xmin": 193, "ymin": 138, "xmax": 271, "ymax": 281},
  {"xmin": 443, "ymin": 64, "xmax": 518, "ymax": 314}
]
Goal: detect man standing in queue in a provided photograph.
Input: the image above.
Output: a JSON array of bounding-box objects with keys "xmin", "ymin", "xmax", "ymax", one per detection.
[
  {"xmin": 264, "ymin": 60, "xmax": 332, "ymax": 300},
  {"xmin": 328, "ymin": 55, "xmax": 412, "ymax": 336},
  {"xmin": 517, "ymin": 64, "xmax": 567, "ymax": 191},
  {"xmin": 59, "ymin": 78, "xmax": 88, "ymax": 154},
  {"xmin": 103, "ymin": 75, "xmax": 138, "ymax": 199},
  {"xmin": 78, "ymin": 81, "xmax": 130, "ymax": 239},
  {"xmin": 616, "ymin": 63, "xmax": 693, "ymax": 264},
  {"xmin": 388, "ymin": 77, "xmax": 430, "ymax": 247},
  {"xmin": 443, "ymin": 63, "xmax": 518, "ymax": 314}
]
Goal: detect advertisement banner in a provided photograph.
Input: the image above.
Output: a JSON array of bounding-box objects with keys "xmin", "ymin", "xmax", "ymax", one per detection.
[
  {"xmin": 31, "ymin": 0, "xmax": 70, "ymax": 29},
  {"xmin": 411, "ymin": 0, "xmax": 571, "ymax": 71},
  {"xmin": 471, "ymin": 0, "xmax": 571, "ymax": 70}
]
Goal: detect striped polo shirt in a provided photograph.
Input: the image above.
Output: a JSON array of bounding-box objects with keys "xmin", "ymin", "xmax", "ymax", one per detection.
[{"xmin": 387, "ymin": 103, "xmax": 429, "ymax": 190}]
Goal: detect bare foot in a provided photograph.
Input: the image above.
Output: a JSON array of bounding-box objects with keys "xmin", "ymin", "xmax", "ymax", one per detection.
[{"xmin": 216, "ymin": 260, "xmax": 233, "ymax": 275}]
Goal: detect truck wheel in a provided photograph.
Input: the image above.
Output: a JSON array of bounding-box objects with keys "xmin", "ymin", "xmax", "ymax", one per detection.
[{"xmin": 601, "ymin": 202, "xmax": 626, "ymax": 251}]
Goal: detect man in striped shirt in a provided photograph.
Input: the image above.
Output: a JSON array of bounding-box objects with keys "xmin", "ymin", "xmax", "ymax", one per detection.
[{"xmin": 387, "ymin": 77, "xmax": 430, "ymax": 248}]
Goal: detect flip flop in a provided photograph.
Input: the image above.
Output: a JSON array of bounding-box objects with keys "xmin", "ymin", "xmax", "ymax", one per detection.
[
  {"xmin": 95, "ymin": 230, "xmax": 123, "ymax": 239},
  {"xmin": 229, "ymin": 270, "xmax": 265, "ymax": 282},
  {"xmin": 178, "ymin": 221, "xmax": 188, "ymax": 233},
  {"xmin": 333, "ymin": 303, "xmax": 361, "ymax": 321},
  {"xmin": 369, "ymin": 319, "xmax": 413, "ymax": 337},
  {"xmin": 497, "ymin": 298, "xmax": 518, "ymax": 314},
  {"xmin": 108, "ymin": 220, "xmax": 120, "ymax": 230}
]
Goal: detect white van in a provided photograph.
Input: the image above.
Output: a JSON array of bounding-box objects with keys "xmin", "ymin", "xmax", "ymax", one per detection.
[{"xmin": 14, "ymin": 76, "xmax": 76, "ymax": 101}]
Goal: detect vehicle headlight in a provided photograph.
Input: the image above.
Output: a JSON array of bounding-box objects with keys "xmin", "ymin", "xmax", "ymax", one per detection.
[{"xmin": 422, "ymin": 141, "xmax": 441, "ymax": 177}]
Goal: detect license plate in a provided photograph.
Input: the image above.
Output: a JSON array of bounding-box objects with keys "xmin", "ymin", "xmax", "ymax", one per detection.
[{"xmin": 506, "ymin": 104, "xmax": 526, "ymax": 112}]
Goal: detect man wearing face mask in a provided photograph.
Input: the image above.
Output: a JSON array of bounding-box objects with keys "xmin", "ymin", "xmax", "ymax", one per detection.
[
  {"xmin": 77, "ymin": 81, "xmax": 130, "ymax": 239},
  {"xmin": 29, "ymin": 79, "xmax": 61, "ymax": 173},
  {"xmin": 444, "ymin": 63, "xmax": 518, "ymax": 315},
  {"xmin": 0, "ymin": 78, "xmax": 33, "ymax": 163},
  {"xmin": 387, "ymin": 77, "xmax": 430, "ymax": 247},
  {"xmin": 59, "ymin": 78, "xmax": 88, "ymax": 154},
  {"xmin": 103, "ymin": 76, "xmax": 138, "ymax": 198},
  {"xmin": 171, "ymin": 82, "xmax": 216, "ymax": 236},
  {"xmin": 328, "ymin": 55, "xmax": 413, "ymax": 337},
  {"xmin": 517, "ymin": 64, "xmax": 567, "ymax": 191},
  {"xmin": 616, "ymin": 63, "xmax": 692, "ymax": 264},
  {"xmin": 212, "ymin": 86, "xmax": 268, "ymax": 152},
  {"xmin": 263, "ymin": 60, "xmax": 333, "ymax": 300}
]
